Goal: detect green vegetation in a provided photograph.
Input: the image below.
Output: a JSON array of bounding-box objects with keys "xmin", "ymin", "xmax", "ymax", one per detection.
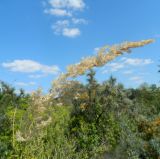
[{"xmin": 0, "ymin": 69, "xmax": 160, "ymax": 159}]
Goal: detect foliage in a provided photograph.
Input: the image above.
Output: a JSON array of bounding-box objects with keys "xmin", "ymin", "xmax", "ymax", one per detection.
[
  {"xmin": 0, "ymin": 71, "xmax": 160, "ymax": 158},
  {"xmin": 0, "ymin": 82, "xmax": 29, "ymax": 158},
  {"xmin": 1, "ymin": 39, "xmax": 159, "ymax": 158}
]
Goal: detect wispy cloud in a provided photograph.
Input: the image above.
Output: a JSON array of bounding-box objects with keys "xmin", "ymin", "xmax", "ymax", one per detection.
[
  {"xmin": 44, "ymin": 8, "xmax": 72, "ymax": 17},
  {"xmin": 52, "ymin": 20, "xmax": 69, "ymax": 34},
  {"xmin": 52, "ymin": 20, "xmax": 80, "ymax": 37},
  {"xmin": 44, "ymin": 0, "xmax": 87, "ymax": 38},
  {"xmin": 94, "ymin": 47, "xmax": 100, "ymax": 53},
  {"xmin": 102, "ymin": 63, "xmax": 124, "ymax": 73},
  {"xmin": 15, "ymin": 81, "xmax": 36, "ymax": 87},
  {"xmin": 63, "ymin": 28, "xmax": 80, "ymax": 37},
  {"xmin": 72, "ymin": 18, "xmax": 87, "ymax": 24},
  {"xmin": 102, "ymin": 57, "xmax": 154, "ymax": 73},
  {"xmin": 48, "ymin": 0, "xmax": 85, "ymax": 10},
  {"xmin": 121, "ymin": 57, "xmax": 153, "ymax": 66},
  {"xmin": 123, "ymin": 70, "xmax": 133, "ymax": 75},
  {"xmin": 28, "ymin": 74, "xmax": 47, "ymax": 79},
  {"xmin": 130, "ymin": 76, "xmax": 144, "ymax": 84},
  {"xmin": 2, "ymin": 59, "xmax": 60, "ymax": 75}
]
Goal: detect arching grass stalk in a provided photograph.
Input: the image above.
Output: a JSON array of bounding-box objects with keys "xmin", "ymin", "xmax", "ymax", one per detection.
[{"xmin": 51, "ymin": 39, "xmax": 154, "ymax": 97}]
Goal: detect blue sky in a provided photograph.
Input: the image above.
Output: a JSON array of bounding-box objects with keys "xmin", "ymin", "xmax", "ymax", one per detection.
[{"xmin": 0, "ymin": 0, "xmax": 160, "ymax": 92}]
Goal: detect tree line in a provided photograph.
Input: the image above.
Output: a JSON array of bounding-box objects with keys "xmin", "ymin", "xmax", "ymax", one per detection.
[{"xmin": 0, "ymin": 69, "xmax": 160, "ymax": 159}]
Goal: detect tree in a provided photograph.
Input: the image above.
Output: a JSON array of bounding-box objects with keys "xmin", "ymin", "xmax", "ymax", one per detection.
[
  {"xmin": 0, "ymin": 81, "xmax": 29, "ymax": 158},
  {"xmin": 86, "ymin": 69, "xmax": 98, "ymax": 104}
]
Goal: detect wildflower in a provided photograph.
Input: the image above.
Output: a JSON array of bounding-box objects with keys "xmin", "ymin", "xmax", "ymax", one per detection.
[
  {"xmin": 16, "ymin": 130, "xmax": 26, "ymax": 142},
  {"xmin": 36, "ymin": 117, "xmax": 52, "ymax": 129}
]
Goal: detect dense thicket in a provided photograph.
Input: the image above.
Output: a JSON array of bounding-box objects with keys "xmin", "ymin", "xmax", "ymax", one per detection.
[{"xmin": 0, "ymin": 70, "xmax": 160, "ymax": 158}]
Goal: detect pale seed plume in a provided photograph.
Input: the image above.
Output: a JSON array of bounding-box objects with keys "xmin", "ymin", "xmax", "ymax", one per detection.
[{"xmin": 51, "ymin": 39, "xmax": 154, "ymax": 96}]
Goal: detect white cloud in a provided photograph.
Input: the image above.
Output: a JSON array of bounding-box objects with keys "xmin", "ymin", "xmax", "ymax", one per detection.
[
  {"xmin": 143, "ymin": 59, "xmax": 154, "ymax": 65},
  {"xmin": 72, "ymin": 18, "xmax": 87, "ymax": 24},
  {"xmin": 93, "ymin": 47, "xmax": 101, "ymax": 55},
  {"xmin": 102, "ymin": 57, "xmax": 154, "ymax": 74},
  {"xmin": 15, "ymin": 82, "xmax": 36, "ymax": 87},
  {"xmin": 130, "ymin": 76, "xmax": 144, "ymax": 84},
  {"xmin": 122, "ymin": 58, "xmax": 153, "ymax": 66},
  {"xmin": 2, "ymin": 60, "xmax": 60, "ymax": 75},
  {"xmin": 52, "ymin": 20, "xmax": 70, "ymax": 34},
  {"xmin": 44, "ymin": 8, "xmax": 72, "ymax": 16},
  {"xmin": 102, "ymin": 62, "xmax": 124, "ymax": 74},
  {"xmin": 49, "ymin": 0, "xmax": 85, "ymax": 10},
  {"xmin": 139, "ymin": 72, "xmax": 150, "ymax": 76},
  {"xmin": 63, "ymin": 28, "xmax": 80, "ymax": 37},
  {"xmin": 110, "ymin": 63, "xmax": 124, "ymax": 71},
  {"xmin": 123, "ymin": 70, "xmax": 133, "ymax": 75},
  {"xmin": 94, "ymin": 47, "xmax": 100, "ymax": 53},
  {"xmin": 52, "ymin": 20, "xmax": 80, "ymax": 37},
  {"xmin": 45, "ymin": 0, "xmax": 87, "ymax": 38},
  {"xmin": 29, "ymin": 74, "xmax": 47, "ymax": 79}
]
